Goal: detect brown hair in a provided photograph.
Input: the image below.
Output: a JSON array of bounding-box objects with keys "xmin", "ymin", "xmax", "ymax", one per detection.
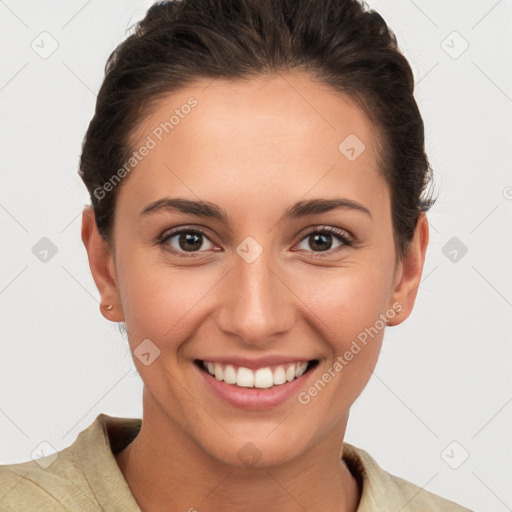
[{"xmin": 79, "ymin": 0, "xmax": 436, "ymax": 259}]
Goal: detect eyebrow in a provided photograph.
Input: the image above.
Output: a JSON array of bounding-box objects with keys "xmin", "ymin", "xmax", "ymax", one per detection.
[{"xmin": 139, "ymin": 197, "xmax": 372, "ymax": 224}]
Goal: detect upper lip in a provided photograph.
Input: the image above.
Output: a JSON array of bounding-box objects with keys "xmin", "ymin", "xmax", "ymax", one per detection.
[{"xmin": 195, "ymin": 356, "xmax": 318, "ymax": 369}]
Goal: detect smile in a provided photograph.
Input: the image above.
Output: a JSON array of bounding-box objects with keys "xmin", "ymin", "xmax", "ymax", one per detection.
[{"xmin": 195, "ymin": 359, "xmax": 319, "ymax": 389}]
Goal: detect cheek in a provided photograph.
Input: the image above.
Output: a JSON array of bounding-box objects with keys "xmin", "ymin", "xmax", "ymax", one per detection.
[
  {"xmin": 295, "ymin": 260, "xmax": 393, "ymax": 343},
  {"xmin": 292, "ymin": 270, "xmax": 389, "ymax": 410},
  {"xmin": 117, "ymin": 253, "xmax": 220, "ymax": 344}
]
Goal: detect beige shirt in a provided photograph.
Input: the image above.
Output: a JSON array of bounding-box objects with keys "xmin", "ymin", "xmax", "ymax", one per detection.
[{"xmin": 0, "ymin": 413, "xmax": 473, "ymax": 511}]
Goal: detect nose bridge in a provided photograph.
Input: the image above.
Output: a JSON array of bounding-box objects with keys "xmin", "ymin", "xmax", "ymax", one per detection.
[{"xmin": 215, "ymin": 246, "xmax": 295, "ymax": 345}]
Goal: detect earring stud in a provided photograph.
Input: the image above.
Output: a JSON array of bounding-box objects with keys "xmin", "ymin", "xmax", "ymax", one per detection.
[{"xmin": 103, "ymin": 304, "xmax": 113, "ymax": 311}]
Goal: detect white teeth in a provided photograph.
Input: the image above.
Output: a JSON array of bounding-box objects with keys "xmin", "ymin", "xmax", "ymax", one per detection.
[
  {"xmin": 295, "ymin": 362, "xmax": 307, "ymax": 377},
  {"xmin": 236, "ymin": 367, "xmax": 254, "ymax": 387},
  {"xmin": 223, "ymin": 364, "xmax": 237, "ymax": 384},
  {"xmin": 201, "ymin": 360, "xmax": 313, "ymax": 388},
  {"xmin": 214, "ymin": 363, "xmax": 223, "ymax": 381},
  {"xmin": 273, "ymin": 366, "xmax": 286, "ymax": 385},
  {"xmin": 285, "ymin": 364, "xmax": 295, "ymax": 382},
  {"xmin": 254, "ymin": 368, "xmax": 274, "ymax": 389}
]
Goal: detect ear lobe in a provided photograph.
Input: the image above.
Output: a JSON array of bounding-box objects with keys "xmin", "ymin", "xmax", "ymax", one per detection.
[
  {"xmin": 386, "ymin": 212, "xmax": 429, "ymax": 327},
  {"xmin": 81, "ymin": 206, "xmax": 125, "ymax": 322}
]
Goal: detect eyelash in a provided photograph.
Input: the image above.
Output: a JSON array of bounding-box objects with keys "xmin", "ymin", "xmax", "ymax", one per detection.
[{"xmin": 158, "ymin": 225, "xmax": 353, "ymax": 259}]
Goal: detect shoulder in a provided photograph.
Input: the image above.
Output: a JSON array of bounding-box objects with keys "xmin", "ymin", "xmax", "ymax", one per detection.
[
  {"xmin": 0, "ymin": 413, "xmax": 140, "ymax": 512},
  {"xmin": 342, "ymin": 443, "xmax": 474, "ymax": 511},
  {"xmin": 0, "ymin": 444, "xmax": 102, "ymax": 512},
  {"xmin": 0, "ymin": 448, "xmax": 99, "ymax": 512}
]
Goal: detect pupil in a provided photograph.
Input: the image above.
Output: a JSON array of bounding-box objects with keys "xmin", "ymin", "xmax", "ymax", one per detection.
[
  {"xmin": 180, "ymin": 232, "xmax": 202, "ymax": 251},
  {"xmin": 310, "ymin": 233, "xmax": 332, "ymax": 251}
]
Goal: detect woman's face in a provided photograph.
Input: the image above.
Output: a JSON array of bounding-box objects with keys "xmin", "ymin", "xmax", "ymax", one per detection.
[{"xmin": 84, "ymin": 72, "xmax": 427, "ymax": 467}]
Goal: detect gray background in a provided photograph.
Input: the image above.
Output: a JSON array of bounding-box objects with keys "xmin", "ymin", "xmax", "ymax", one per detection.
[{"xmin": 1, "ymin": 1, "xmax": 511, "ymax": 510}]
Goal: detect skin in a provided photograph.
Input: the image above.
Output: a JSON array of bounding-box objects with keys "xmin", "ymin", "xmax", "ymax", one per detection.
[{"xmin": 81, "ymin": 71, "xmax": 429, "ymax": 511}]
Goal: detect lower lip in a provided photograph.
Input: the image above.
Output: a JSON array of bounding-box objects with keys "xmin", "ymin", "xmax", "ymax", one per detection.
[{"xmin": 194, "ymin": 362, "xmax": 318, "ymax": 411}]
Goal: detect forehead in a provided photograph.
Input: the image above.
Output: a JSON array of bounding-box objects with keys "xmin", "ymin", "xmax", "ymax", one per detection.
[{"xmin": 120, "ymin": 72, "xmax": 387, "ymax": 218}]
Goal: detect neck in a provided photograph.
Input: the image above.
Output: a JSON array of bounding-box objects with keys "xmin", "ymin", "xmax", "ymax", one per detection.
[{"xmin": 115, "ymin": 390, "xmax": 361, "ymax": 512}]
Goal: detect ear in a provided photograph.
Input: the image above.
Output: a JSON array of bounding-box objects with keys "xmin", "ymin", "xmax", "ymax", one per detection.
[
  {"xmin": 81, "ymin": 206, "xmax": 125, "ymax": 322},
  {"xmin": 387, "ymin": 212, "xmax": 429, "ymax": 326}
]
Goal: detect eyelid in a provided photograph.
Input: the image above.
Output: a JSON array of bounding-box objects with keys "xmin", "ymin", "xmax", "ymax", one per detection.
[
  {"xmin": 291, "ymin": 225, "xmax": 353, "ymax": 258},
  {"xmin": 295, "ymin": 225, "xmax": 353, "ymax": 245},
  {"xmin": 160, "ymin": 225, "xmax": 214, "ymax": 243},
  {"xmin": 158, "ymin": 224, "xmax": 353, "ymax": 258}
]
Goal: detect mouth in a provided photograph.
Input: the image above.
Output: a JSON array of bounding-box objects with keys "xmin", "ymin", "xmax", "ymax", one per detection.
[{"xmin": 194, "ymin": 358, "xmax": 320, "ymax": 389}]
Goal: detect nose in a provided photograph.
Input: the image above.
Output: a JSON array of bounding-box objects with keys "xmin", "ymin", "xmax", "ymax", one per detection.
[{"xmin": 214, "ymin": 248, "xmax": 296, "ymax": 346}]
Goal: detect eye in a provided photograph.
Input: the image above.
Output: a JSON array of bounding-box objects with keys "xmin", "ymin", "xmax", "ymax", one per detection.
[
  {"xmin": 294, "ymin": 226, "xmax": 352, "ymax": 258},
  {"xmin": 158, "ymin": 225, "xmax": 353, "ymax": 259},
  {"xmin": 159, "ymin": 227, "xmax": 218, "ymax": 257}
]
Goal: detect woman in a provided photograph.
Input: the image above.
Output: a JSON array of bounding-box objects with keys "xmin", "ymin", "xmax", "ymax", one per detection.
[{"xmin": 0, "ymin": 0, "xmax": 473, "ymax": 510}]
